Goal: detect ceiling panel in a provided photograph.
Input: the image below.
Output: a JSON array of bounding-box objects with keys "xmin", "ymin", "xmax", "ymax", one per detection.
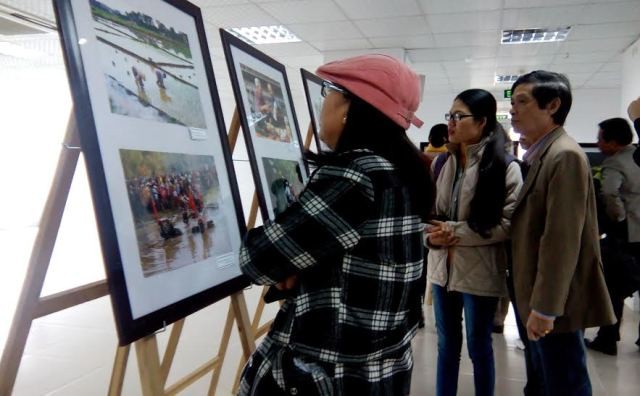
[
  {"xmin": 200, "ymin": 4, "xmax": 278, "ymax": 27},
  {"xmin": 560, "ymin": 36, "xmax": 637, "ymax": 53},
  {"xmin": 552, "ymin": 50, "xmax": 619, "ymax": 63},
  {"xmin": 568, "ymin": 21, "xmax": 640, "ymax": 40},
  {"xmin": 409, "ymin": 46, "xmax": 497, "ymax": 62},
  {"xmin": 308, "ymin": 38, "xmax": 372, "ymax": 51},
  {"xmin": 418, "ymin": 0, "xmax": 503, "ymax": 14},
  {"xmin": 547, "ymin": 62, "xmax": 604, "ymax": 74},
  {"xmin": 580, "ymin": 1, "xmax": 640, "ymax": 24},
  {"xmin": 194, "ymin": 0, "xmax": 252, "ymax": 6},
  {"xmin": 259, "ymin": 0, "xmax": 346, "ymax": 24},
  {"xmin": 442, "ymin": 59, "xmax": 497, "ymax": 71},
  {"xmin": 355, "ymin": 16, "xmax": 430, "ymax": 38},
  {"xmin": 287, "ymin": 20, "xmax": 363, "ymax": 41},
  {"xmin": 497, "ymin": 42, "xmax": 564, "ymax": 58},
  {"xmin": 427, "ymin": 11, "xmax": 501, "ymax": 34},
  {"xmin": 433, "ymin": 32, "xmax": 500, "ymax": 48},
  {"xmin": 369, "ymin": 34, "xmax": 435, "ymax": 49},
  {"xmin": 335, "ymin": 0, "xmax": 423, "ymax": 20},
  {"xmin": 502, "ymin": 6, "xmax": 584, "ymax": 29},
  {"xmin": 504, "ymin": 0, "xmax": 593, "ymax": 8}
]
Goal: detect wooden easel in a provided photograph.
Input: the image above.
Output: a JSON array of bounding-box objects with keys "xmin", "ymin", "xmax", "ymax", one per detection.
[
  {"xmin": 0, "ymin": 110, "xmax": 257, "ymax": 395},
  {"xmin": 229, "ymin": 121, "xmax": 318, "ymax": 393}
]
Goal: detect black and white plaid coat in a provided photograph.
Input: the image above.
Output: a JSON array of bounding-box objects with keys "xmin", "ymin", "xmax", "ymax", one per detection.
[{"xmin": 239, "ymin": 149, "xmax": 425, "ymax": 396}]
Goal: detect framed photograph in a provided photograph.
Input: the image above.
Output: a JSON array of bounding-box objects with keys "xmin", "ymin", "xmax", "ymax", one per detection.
[
  {"xmin": 54, "ymin": 0, "xmax": 248, "ymax": 345},
  {"xmin": 220, "ymin": 29, "xmax": 309, "ymax": 220},
  {"xmin": 300, "ymin": 68, "xmax": 324, "ymax": 153}
]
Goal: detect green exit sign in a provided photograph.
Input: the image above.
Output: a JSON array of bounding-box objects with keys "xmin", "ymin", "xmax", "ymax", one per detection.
[
  {"xmin": 504, "ymin": 89, "xmax": 512, "ymax": 99},
  {"xmin": 497, "ymin": 114, "xmax": 509, "ymax": 121}
]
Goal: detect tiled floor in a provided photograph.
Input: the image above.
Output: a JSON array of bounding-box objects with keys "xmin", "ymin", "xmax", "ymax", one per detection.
[{"xmin": 5, "ymin": 291, "xmax": 640, "ymax": 395}]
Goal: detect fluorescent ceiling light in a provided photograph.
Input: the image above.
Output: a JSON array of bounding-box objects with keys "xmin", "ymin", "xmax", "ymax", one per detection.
[
  {"xmin": 228, "ymin": 25, "xmax": 301, "ymax": 45},
  {"xmin": 501, "ymin": 27, "xmax": 571, "ymax": 45},
  {"xmin": 495, "ymin": 74, "xmax": 519, "ymax": 84}
]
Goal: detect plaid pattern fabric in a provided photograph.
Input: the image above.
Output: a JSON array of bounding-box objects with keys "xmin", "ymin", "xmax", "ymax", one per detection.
[{"xmin": 239, "ymin": 150, "xmax": 424, "ymax": 395}]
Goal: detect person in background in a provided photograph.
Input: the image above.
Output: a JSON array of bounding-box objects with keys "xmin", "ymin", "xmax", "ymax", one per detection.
[
  {"xmin": 586, "ymin": 117, "xmax": 640, "ymax": 355},
  {"xmin": 424, "ymin": 123, "xmax": 449, "ymax": 162},
  {"xmin": 628, "ymin": 97, "xmax": 640, "ymax": 347},
  {"xmin": 508, "ymin": 70, "xmax": 614, "ymax": 396},
  {"xmin": 238, "ymin": 54, "xmax": 434, "ymax": 396},
  {"xmin": 628, "ymin": 97, "xmax": 640, "ymax": 166},
  {"xmin": 426, "ymin": 88, "xmax": 523, "ymax": 396}
]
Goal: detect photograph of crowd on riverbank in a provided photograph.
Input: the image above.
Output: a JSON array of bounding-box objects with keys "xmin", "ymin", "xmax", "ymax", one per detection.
[
  {"xmin": 90, "ymin": 0, "xmax": 206, "ymax": 128},
  {"xmin": 120, "ymin": 149, "xmax": 232, "ymax": 278},
  {"xmin": 240, "ymin": 63, "xmax": 293, "ymax": 143},
  {"xmin": 261, "ymin": 157, "xmax": 305, "ymax": 217}
]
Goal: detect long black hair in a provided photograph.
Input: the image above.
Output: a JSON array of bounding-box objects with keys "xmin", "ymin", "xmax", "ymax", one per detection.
[
  {"xmin": 307, "ymin": 95, "xmax": 434, "ymax": 221},
  {"xmin": 455, "ymin": 89, "xmax": 508, "ymax": 238}
]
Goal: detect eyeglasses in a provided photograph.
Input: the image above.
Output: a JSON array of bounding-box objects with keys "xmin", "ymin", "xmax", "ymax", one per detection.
[
  {"xmin": 321, "ymin": 81, "xmax": 348, "ymax": 97},
  {"xmin": 445, "ymin": 113, "xmax": 475, "ymax": 122}
]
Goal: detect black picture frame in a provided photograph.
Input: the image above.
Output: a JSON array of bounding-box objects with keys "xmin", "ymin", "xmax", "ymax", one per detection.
[
  {"xmin": 300, "ymin": 68, "xmax": 323, "ymax": 153},
  {"xmin": 220, "ymin": 29, "xmax": 309, "ymax": 221},
  {"xmin": 54, "ymin": 0, "xmax": 248, "ymax": 345}
]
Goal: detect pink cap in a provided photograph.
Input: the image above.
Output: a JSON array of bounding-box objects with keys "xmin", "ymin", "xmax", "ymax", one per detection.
[{"xmin": 316, "ymin": 54, "xmax": 423, "ymax": 129}]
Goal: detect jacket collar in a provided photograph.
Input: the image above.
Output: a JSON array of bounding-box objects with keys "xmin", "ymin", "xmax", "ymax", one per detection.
[
  {"xmin": 513, "ymin": 126, "xmax": 566, "ymax": 211},
  {"xmin": 446, "ymin": 136, "xmax": 489, "ymax": 164}
]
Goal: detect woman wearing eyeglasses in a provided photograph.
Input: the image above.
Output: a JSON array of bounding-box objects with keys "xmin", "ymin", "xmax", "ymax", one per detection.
[
  {"xmin": 238, "ymin": 54, "xmax": 434, "ymax": 396},
  {"xmin": 426, "ymin": 89, "xmax": 523, "ymax": 396}
]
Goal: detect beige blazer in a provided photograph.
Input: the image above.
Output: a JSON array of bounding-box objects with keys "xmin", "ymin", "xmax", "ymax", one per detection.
[{"xmin": 510, "ymin": 127, "xmax": 614, "ymax": 333}]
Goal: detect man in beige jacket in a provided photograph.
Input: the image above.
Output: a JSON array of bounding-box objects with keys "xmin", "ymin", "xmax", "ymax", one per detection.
[{"xmin": 509, "ymin": 70, "xmax": 614, "ymax": 396}]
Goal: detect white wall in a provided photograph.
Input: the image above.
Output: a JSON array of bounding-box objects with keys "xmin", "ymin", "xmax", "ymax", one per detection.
[
  {"xmin": 621, "ymin": 36, "xmax": 640, "ymax": 131},
  {"xmin": 565, "ymin": 88, "xmax": 621, "ymax": 143}
]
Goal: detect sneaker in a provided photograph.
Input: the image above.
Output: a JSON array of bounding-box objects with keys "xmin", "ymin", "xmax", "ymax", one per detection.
[{"xmin": 585, "ymin": 338, "xmax": 617, "ymax": 356}]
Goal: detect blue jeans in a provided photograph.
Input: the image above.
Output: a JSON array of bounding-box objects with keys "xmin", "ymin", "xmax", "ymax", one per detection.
[
  {"xmin": 528, "ymin": 331, "xmax": 592, "ymax": 396},
  {"xmin": 432, "ymin": 284, "xmax": 498, "ymax": 396}
]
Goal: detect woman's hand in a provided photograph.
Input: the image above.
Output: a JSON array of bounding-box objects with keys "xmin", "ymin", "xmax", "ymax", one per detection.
[{"xmin": 425, "ymin": 220, "xmax": 459, "ymax": 247}]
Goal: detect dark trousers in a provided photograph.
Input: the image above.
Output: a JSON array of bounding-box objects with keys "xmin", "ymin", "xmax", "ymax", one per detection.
[
  {"xmin": 432, "ymin": 284, "xmax": 498, "ymax": 396},
  {"xmin": 507, "ymin": 272, "xmax": 592, "ymax": 396}
]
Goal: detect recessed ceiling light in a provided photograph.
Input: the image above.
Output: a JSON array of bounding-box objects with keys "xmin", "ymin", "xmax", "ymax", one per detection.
[
  {"xmin": 227, "ymin": 25, "xmax": 301, "ymax": 45},
  {"xmin": 501, "ymin": 27, "xmax": 571, "ymax": 45},
  {"xmin": 495, "ymin": 74, "xmax": 519, "ymax": 84}
]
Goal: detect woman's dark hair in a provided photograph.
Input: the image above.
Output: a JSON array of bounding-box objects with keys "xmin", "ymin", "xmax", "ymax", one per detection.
[
  {"xmin": 429, "ymin": 124, "xmax": 448, "ymax": 148},
  {"xmin": 307, "ymin": 96, "xmax": 435, "ymax": 221},
  {"xmin": 455, "ymin": 89, "xmax": 508, "ymax": 238},
  {"xmin": 511, "ymin": 70, "xmax": 572, "ymax": 126},
  {"xmin": 599, "ymin": 117, "xmax": 633, "ymax": 146}
]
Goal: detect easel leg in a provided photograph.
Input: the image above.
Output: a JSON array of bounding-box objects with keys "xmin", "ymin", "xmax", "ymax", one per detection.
[
  {"xmin": 0, "ymin": 115, "xmax": 80, "ymax": 394},
  {"xmin": 135, "ymin": 335, "xmax": 164, "ymax": 396},
  {"xmin": 108, "ymin": 344, "xmax": 130, "ymax": 396},
  {"xmin": 208, "ymin": 299, "xmax": 237, "ymax": 395}
]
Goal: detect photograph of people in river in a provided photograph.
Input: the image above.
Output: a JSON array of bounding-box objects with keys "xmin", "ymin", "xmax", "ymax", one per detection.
[
  {"xmin": 90, "ymin": 0, "xmax": 207, "ymax": 128},
  {"xmin": 240, "ymin": 63, "xmax": 294, "ymax": 143},
  {"xmin": 120, "ymin": 149, "xmax": 232, "ymax": 278},
  {"xmin": 261, "ymin": 157, "xmax": 305, "ymax": 217}
]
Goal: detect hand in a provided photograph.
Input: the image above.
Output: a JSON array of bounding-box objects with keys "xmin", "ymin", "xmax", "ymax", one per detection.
[
  {"xmin": 628, "ymin": 97, "xmax": 640, "ymax": 121},
  {"xmin": 426, "ymin": 220, "xmax": 459, "ymax": 247},
  {"xmin": 526, "ymin": 311, "xmax": 555, "ymax": 341},
  {"xmin": 275, "ymin": 275, "xmax": 298, "ymax": 291}
]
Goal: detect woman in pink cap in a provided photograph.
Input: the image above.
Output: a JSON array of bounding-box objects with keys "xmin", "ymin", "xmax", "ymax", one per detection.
[{"xmin": 238, "ymin": 54, "xmax": 434, "ymax": 395}]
